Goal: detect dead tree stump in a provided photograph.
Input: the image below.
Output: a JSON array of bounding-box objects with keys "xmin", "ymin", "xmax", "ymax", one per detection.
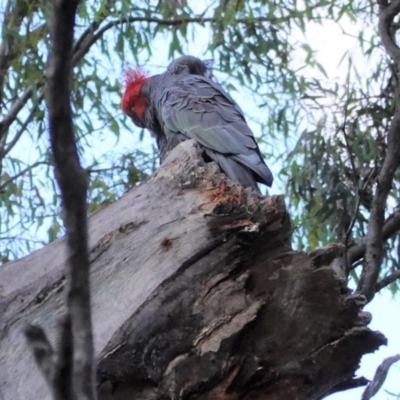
[{"xmin": 0, "ymin": 141, "xmax": 385, "ymax": 400}]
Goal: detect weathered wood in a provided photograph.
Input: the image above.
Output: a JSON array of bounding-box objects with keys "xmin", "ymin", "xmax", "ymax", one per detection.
[{"xmin": 0, "ymin": 141, "xmax": 386, "ymax": 400}]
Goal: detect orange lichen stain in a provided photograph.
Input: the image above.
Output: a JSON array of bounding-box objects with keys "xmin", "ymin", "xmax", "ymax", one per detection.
[
  {"xmin": 190, "ymin": 184, "xmax": 245, "ymax": 215},
  {"xmin": 206, "ymin": 184, "xmax": 244, "ymax": 205}
]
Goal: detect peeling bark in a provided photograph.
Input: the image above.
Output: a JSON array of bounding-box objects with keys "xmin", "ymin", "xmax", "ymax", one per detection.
[{"xmin": 0, "ymin": 141, "xmax": 386, "ymax": 400}]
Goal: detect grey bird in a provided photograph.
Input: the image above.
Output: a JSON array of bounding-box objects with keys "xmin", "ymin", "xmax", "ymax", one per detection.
[{"xmin": 121, "ymin": 55, "xmax": 273, "ymax": 192}]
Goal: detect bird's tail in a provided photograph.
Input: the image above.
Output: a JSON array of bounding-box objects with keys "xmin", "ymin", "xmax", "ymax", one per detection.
[
  {"xmin": 231, "ymin": 153, "xmax": 273, "ymax": 187},
  {"xmin": 205, "ymin": 150, "xmax": 261, "ymax": 193}
]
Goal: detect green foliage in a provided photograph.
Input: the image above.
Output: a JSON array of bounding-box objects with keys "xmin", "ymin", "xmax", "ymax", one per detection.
[
  {"xmin": 0, "ymin": 0, "xmax": 399, "ymax": 294},
  {"xmin": 286, "ymin": 38, "xmax": 400, "ymax": 291}
]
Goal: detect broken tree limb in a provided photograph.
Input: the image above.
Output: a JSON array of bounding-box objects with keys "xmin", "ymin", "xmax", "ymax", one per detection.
[
  {"xmin": 361, "ymin": 354, "xmax": 400, "ymax": 400},
  {"xmin": 0, "ymin": 140, "xmax": 386, "ymax": 400}
]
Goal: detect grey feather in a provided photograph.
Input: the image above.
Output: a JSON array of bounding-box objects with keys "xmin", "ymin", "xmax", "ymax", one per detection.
[{"xmin": 141, "ymin": 57, "xmax": 273, "ymax": 191}]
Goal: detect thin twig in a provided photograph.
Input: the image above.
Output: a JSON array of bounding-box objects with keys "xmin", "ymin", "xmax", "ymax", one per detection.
[
  {"xmin": 72, "ymin": 2, "xmax": 113, "ymax": 54},
  {"xmin": 375, "ymin": 269, "xmax": 400, "ymax": 291},
  {"xmin": 1, "ymin": 100, "xmax": 41, "ymax": 157},
  {"xmin": 0, "ymin": 1, "xmax": 42, "ymax": 144},
  {"xmin": 342, "ymin": 59, "xmax": 358, "ymax": 186},
  {"xmin": 346, "ymin": 169, "xmax": 377, "ymax": 260},
  {"xmin": 335, "ymin": 199, "xmax": 351, "ymax": 278},
  {"xmin": 0, "ymin": 0, "xmax": 31, "ymax": 107},
  {"xmin": 340, "ymin": 58, "xmax": 361, "ymax": 244},
  {"xmin": 0, "ymin": 84, "xmax": 41, "ymax": 144},
  {"xmin": 0, "ymin": 161, "xmax": 45, "ymax": 192},
  {"xmin": 334, "ymin": 58, "xmax": 361, "ymax": 277},
  {"xmin": 348, "ymin": 209, "xmax": 400, "ymax": 264},
  {"xmin": 72, "ymin": 15, "xmax": 275, "ymax": 65}
]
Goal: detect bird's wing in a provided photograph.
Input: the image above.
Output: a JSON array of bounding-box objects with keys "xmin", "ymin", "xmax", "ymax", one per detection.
[{"xmin": 160, "ymin": 75, "xmax": 273, "ymax": 187}]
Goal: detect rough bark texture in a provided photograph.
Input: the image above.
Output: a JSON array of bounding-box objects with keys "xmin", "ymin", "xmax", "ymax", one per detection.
[{"xmin": 0, "ymin": 141, "xmax": 386, "ymax": 400}]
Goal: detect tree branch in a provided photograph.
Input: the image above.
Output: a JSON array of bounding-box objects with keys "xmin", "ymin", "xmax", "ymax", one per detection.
[
  {"xmin": 0, "ymin": 161, "xmax": 46, "ymax": 192},
  {"xmin": 0, "ymin": 84, "xmax": 40, "ymax": 146},
  {"xmin": 25, "ymin": 0, "xmax": 96, "ymax": 398},
  {"xmin": 378, "ymin": 0, "xmax": 400, "ymax": 65},
  {"xmin": 53, "ymin": 316, "xmax": 74, "ymax": 400},
  {"xmin": 46, "ymin": 0, "xmax": 95, "ymax": 397},
  {"xmin": 0, "ymin": 0, "xmax": 43, "ymax": 154},
  {"xmin": 375, "ymin": 268, "xmax": 400, "ymax": 291},
  {"xmin": 349, "ymin": 209, "xmax": 400, "ymax": 264},
  {"xmin": 72, "ymin": 2, "xmax": 113, "ymax": 55},
  {"xmin": 361, "ymin": 354, "xmax": 400, "ymax": 400},
  {"xmin": 71, "ymin": 15, "xmax": 274, "ymax": 65},
  {"xmin": 1, "ymin": 98, "xmax": 41, "ymax": 157},
  {"xmin": 0, "ymin": 0, "xmax": 30, "ymax": 106},
  {"xmin": 357, "ymin": 2, "xmax": 400, "ymax": 301},
  {"xmin": 334, "ymin": 199, "xmax": 351, "ymax": 278}
]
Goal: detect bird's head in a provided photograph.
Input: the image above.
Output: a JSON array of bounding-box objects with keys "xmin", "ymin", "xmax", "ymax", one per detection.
[
  {"xmin": 167, "ymin": 55, "xmax": 214, "ymax": 78},
  {"xmin": 121, "ymin": 68, "xmax": 150, "ymax": 127}
]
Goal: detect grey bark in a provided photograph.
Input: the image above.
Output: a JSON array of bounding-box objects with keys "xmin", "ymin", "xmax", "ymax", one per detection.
[{"xmin": 0, "ymin": 141, "xmax": 386, "ymax": 400}]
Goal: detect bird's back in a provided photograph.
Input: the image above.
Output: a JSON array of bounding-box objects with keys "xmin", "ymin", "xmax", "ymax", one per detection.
[{"xmin": 157, "ymin": 73, "xmax": 273, "ymax": 191}]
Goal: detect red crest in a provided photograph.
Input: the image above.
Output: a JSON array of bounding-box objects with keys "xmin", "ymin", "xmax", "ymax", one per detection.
[
  {"xmin": 121, "ymin": 68, "xmax": 149, "ymax": 117},
  {"xmin": 123, "ymin": 68, "xmax": 148, "ymax": 89}
]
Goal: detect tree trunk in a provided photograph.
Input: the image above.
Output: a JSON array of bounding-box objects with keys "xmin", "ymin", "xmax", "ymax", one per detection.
[{"xmin": 0, "ymin": 141, "xmax": 386, "ymax": 400}]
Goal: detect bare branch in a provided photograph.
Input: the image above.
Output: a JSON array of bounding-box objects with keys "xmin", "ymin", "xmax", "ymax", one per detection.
[
  {"xmin": 357, "ymin": 2, "xmax": 400, "ymax": 301},
  {"xmin": 53, "ymin": 317, "xmax": 74, "ymax": 400},
  {"xmin": 379, "ymin": 207, "xmax": 400, "ymax": 239},
  {"xmin": 1, "ymin": 98, "xmax": 41, "ymax": 157},
  {"xmin": 340, "ymin": 58, "xmax": 362, "ymax": 245},
  {"xmin": 361, "ymin": 354, "xmax": 400, "ymax": 400},
  {"xmin": 71, "ymin": 15, "xmax": 274, "ymax": 65},
  {"xmin": 349, "ymin": 210, "xmax": 400, "ymax": 264},
  {"xmin": 334, "ymin": 199, "xmax": 351, "ymax": 278},
  {"xmin": 0, "ymin": 84, "xmax": 41, "ymax": 145},
  {"xmin": 46, "ymin": 0, "xmax": 96, "ymax": 395},
  {"xmin": 378, "ymin": 0, "xmax": 400, "ymax": 65},
  {"xmin": 0, "ymin": 1, "xmax": 44, "ymax": 168},
  {"xmin": 0, "ymin": 0, "xmax": 32, "ymax": 106},
  {"xmin": 0, "ymin": 161, "xmax": 46, "ymax": 192},
  {"xmin": 72, "ymin": 2, "xmax": 113, "ymax": 54},
  {"xmin": 24, "ymin": 0, "xmax": 98, "ymax": 398},
  {"xmin": 375, "ymin": 269, "xmax": 400, "ymax": 292}
]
